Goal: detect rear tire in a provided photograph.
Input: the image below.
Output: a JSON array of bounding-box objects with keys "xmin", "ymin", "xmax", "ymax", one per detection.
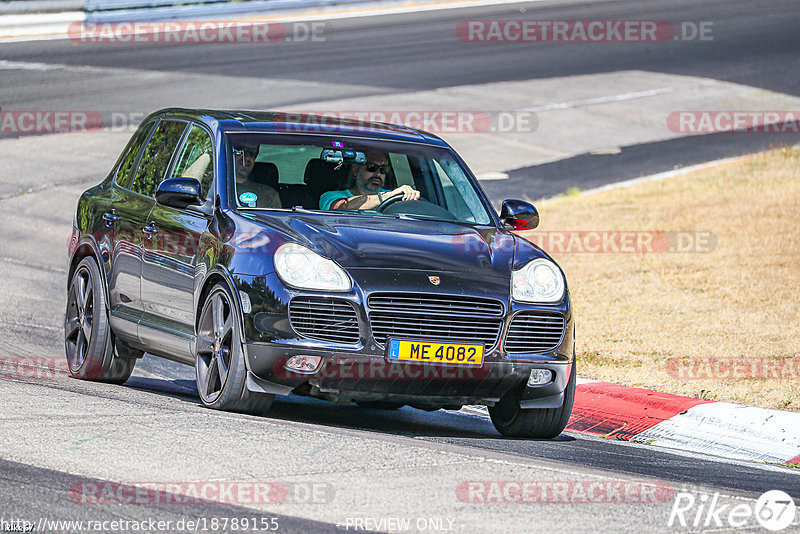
[
  {"xmin": 65, "ymin": 257, "xmax": 137, "ymax": 384},
  {"xmin": 195, "ymin": 283, "xmax": 274, "ymax": 415},
  {"xmin": 489, "ymin": 361, "xmax": 576, "ymax": 439}
]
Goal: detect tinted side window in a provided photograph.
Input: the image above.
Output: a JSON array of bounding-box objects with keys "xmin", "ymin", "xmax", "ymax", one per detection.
[
  {"xmin": 115, "ymin": 122, "xmax": 155, "ymax": 189},
  {"xmin": 171, "ymin": 124, "xmax": 214, "ymax": 199},
  {"xmin": 431, "ymin": 158, "xmax": 490, "ymax": 224},
  {"xmin": 130, "ymin": 120, "xmax": 188, "ymax": 198}
]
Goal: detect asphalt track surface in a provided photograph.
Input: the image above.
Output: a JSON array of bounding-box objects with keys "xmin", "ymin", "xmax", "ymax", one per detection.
[
  {"xmin": 2, "ymin": 0, "xmax": 800, "ymax": 186},
  {"xmin": 2, "ymin": 0, "xmax": 798, "ymax": 94},
  {"xmin": 1, "ymin": 0, "xmax": 800, "ymax": 532}
]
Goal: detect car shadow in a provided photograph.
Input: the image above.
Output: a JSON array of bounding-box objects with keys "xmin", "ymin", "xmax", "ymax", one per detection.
[
  {"xmin": 122, "ymin": 375, "xmax": 198, "ymax": 401},
  {"xmin": 121, "ymin": 373, "xmax": 575, "ymax": 442},
  {"xmin": 264, "ymin": 395, "xmax": 576, "ymax": 442}
]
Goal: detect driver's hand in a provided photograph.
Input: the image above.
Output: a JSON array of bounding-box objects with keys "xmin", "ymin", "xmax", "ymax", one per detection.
[{"xmin": 390, "ymin": 185, "xmax": 420, "ymax": 202}]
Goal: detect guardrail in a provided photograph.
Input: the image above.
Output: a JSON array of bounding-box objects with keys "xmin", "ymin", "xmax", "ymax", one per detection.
[
  {"xmin": 85, "ymin": 0, "xmax": 226, "ymax": 10},
  {"xmin": 3, "ymin": 0, "xmax": 373, "ymax": 19},
  {"xmin": 1, "ymin": 0, "xmax": 380, "ymax": 32},
  {"xmin": 84, "ymin": 0, "xmax": 374, "ymax": 21},
  {"xmin": 0, "ymin": 1, "xmax": 84, "ymax": 14}
]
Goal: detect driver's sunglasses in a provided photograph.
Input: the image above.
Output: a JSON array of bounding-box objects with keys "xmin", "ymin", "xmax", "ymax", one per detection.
[
  {"xmin": 235, "ymin": 148, "xmax": 258, "ymax": 158},
  {"xmin": 364, "ymin": 161, "xmax": 390, "ymax": 174}
]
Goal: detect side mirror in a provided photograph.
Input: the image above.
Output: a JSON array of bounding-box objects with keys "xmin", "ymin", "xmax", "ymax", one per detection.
[
  {"xmin": 156, "ymin": 177, "xmax": 204, "ymax": 210},
  {"xmin": 500, "ymin": 199, "xmax": 539, "ymax": 230}
]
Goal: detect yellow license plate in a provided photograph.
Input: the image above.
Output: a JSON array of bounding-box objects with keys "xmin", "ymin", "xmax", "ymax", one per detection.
[{"xmin": 387, "ymin": 340, "xmax": 483, "ymax": 366}]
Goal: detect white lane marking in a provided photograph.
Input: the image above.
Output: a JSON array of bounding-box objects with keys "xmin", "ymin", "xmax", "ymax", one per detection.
[
  {"xmin": 632, "ymin": 402, "xmax": 800, "ymax": 464},
  {"xmin": 0, "ymin": 59, "xmax": 107, "ymax": 73},
  {"xmin": 518, "ymin": 82, "xmax": 718, "ymax": 113},
  {"xmin": 460, "ymin": 405, "xmax": 489, "ymax": 417},
  {"xmin": 590, "ymin": 147, "xmax": 622, "ymax": 155},
  {"xmin": 0, "ymin": 60, "xmax": 63, "ymax": 71},
  {"xmin": 476, "ymin": 171, "xmax": 509, "ymax": 181},
  {"xmin": 566, "ymin": 153, "xmax": 761, "ymax": 198}
]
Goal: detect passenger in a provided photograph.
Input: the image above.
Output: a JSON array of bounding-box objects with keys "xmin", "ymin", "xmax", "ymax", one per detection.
[
  {"xmin": 320, "ymin": 151, "xmax": 419, "ymax": 210},
  {"xmin": 233, "ymin": 145, "xmax": 281, "ymax": 209}
]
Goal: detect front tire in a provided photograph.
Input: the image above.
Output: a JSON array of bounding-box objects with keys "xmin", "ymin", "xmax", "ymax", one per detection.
[
  {"xmin": 65, "ymin": 257, "xmax": 136, "ymax": 384},
  {"xmin": 489, "ymin": 361, "xmax": 576, "ymax": 439},
  {"xmin": 195, "ymin": 283, "xmax": 274, "ymax": 414}
]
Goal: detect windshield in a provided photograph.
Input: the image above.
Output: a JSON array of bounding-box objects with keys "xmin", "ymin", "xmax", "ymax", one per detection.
[{"xmin": 226, "ymin": 133, "xmax": 493, "ymax": 225}]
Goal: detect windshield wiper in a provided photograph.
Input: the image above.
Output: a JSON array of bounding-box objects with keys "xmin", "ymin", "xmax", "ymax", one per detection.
[{"xmin": 391, "ymin": 213, "xmax": 468, "ymax": 225}]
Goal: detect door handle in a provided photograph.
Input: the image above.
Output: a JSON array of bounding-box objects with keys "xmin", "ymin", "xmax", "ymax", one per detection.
[
  {"xmin": 102, "ymin": 211, "xmax": 120, "ymax": 225},
  {"xmin": 142, "ymin": 223, "xmax": 159, "ymax": 238}
]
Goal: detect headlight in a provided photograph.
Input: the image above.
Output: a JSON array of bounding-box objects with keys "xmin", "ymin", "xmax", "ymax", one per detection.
[
  {"xmin": 512, "ymin": 258, "xmax": 565, "ymax": 303},
  {"xmin": 274, "ymin": 243, "xmax": 352, "ymax": 291}
]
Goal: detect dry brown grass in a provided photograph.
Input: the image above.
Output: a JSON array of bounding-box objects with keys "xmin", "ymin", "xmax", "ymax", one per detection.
[{"xmin": 516, "ymin": 146, "xmax": 800, "ymax": 411}]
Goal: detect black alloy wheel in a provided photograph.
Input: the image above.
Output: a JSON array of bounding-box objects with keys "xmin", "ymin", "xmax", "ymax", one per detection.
[
  {"xmin": 65, "ymin": 257, "xmax": 136, "ymax": 383},
  {"xmin": 195, "ymin": 283, "xmax": 273, "ymax": 414}
]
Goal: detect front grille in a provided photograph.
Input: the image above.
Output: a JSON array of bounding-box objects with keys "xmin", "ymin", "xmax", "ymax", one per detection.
[
  {"xmin": 368, "ymin": 293, "xmax": 504, "ymax": 348},
  {"xmin": 504, "ymin": 311, "xmax": 565, "ymax": 353},
  {"xmin": 289, "ymin": 297, "xmax": 360, "ymax": 344}
]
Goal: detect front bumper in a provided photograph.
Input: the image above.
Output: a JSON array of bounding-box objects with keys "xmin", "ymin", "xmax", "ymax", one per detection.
[
  {"xmin": 238, "ymin": 272, "xmax": 575, "ymax": 406},
  {"xmin": 244, "ymin": 335, "xmax": 574, "ymax": 407}
]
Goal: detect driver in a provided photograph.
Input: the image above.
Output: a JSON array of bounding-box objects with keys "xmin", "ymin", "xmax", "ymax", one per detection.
[{"xmin": 320, "ymin": 151, "xmax": 419, "ymax": 210}]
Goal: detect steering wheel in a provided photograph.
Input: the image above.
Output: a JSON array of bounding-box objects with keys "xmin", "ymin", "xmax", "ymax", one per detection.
[{"xmin": 375, "ymin": 193, "xmax": 406, "ymax": 212}]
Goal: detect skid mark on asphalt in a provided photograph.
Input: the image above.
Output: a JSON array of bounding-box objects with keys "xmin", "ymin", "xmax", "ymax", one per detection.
[
  {"xmin": 0, "ymin": 319, "xmax": 60, "ymax": 332},
  {"xmin": 0, "ymin": 176, "xmax": 101, "ymax": 201},
  {"xmin": 0, "ymin": 256, "xmax": 65, "ymax": 274},
  {"xmin": 0, "ymin": 325, "xmax": 58, "ymax": 358}
]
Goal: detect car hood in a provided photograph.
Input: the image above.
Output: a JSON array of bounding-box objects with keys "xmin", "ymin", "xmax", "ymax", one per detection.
[{"xmin": 245, "ymin": 212, "xmax": 529, "ymax": 278}]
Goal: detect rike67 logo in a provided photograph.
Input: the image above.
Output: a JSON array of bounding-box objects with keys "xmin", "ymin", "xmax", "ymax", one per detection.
[{"xmin": 669, "ymin": 490, "xmax": 796, "ymax": 531}]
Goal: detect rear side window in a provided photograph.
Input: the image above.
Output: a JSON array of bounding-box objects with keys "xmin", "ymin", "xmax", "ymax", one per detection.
[
  {"xmin": 115, "ymin": 122, "xmax": 155, "ymax": 189},
  {"xmin": 171, "ymin": 124, "xmax": 214, "ymax": 199},
  {"xmin": 130, "ymin": 120, "xmax": 188, "ymax": 198}
]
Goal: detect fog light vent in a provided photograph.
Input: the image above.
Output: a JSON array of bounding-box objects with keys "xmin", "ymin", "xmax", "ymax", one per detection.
[
  {"xmin": 527, "ymin": 369, "xmax": 553, "ymax": 386},
  {"xmin": 285, "ymin": 355, "xmax": 322, "ymax": 374}
]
